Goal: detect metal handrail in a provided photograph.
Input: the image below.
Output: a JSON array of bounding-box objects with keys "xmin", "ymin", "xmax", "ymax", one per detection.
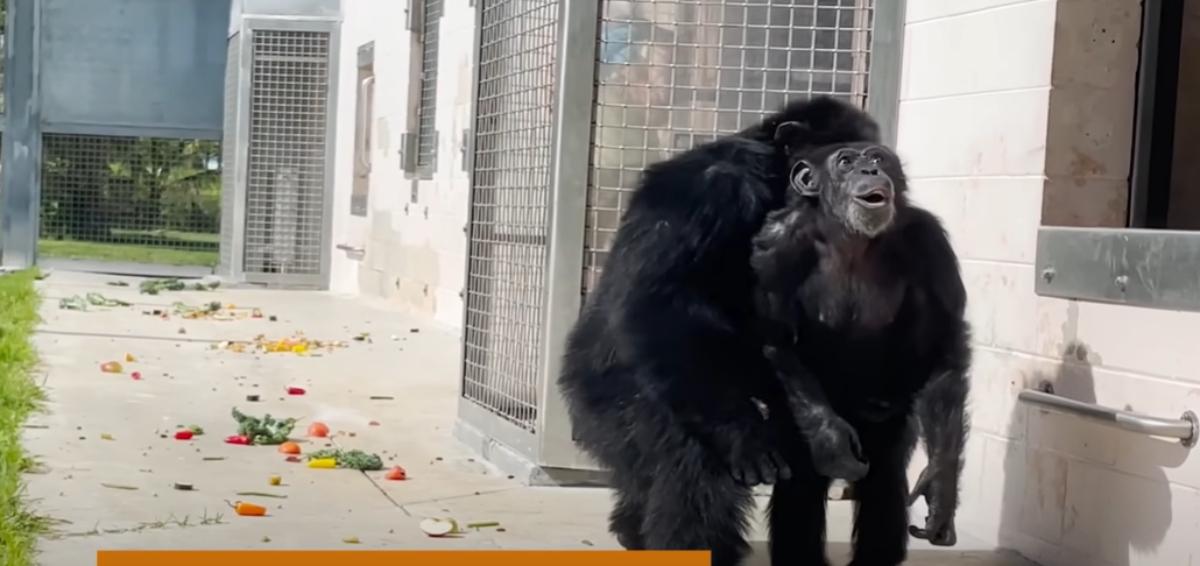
[{"xmin": 1018, "ymin": 390, "xmax": 1198, "ymax": 448}]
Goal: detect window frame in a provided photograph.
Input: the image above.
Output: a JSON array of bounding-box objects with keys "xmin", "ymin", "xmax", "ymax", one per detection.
[{"xmin": 1034, "ymin": 0, "xmax": 1200, "ymax": 312}]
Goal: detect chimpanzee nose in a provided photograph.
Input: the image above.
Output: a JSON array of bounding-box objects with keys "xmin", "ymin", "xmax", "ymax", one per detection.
[{"xmin": 859, "ymin": 166, "xmax": 879, "ymax": 176}]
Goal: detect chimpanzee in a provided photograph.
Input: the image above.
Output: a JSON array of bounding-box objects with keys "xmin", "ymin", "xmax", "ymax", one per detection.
[
  {"xmin": 750, "ymin": 142, "xmax": 971, "ymax": 566},
  {"xmin": 556, "ymin": 96, "xmax": 880, "ymax": 566}
]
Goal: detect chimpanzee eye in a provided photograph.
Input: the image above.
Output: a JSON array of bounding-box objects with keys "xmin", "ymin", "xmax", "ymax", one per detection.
[{"xmin": 837, "ymin": 155, "xmax": 853, "ymax": 170}]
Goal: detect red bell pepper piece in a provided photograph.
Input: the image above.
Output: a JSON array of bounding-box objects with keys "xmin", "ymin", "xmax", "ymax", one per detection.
[
  {"xmin": 174, "ymin": 430, "xmax": 194, "ymax": 440},
  {"xmin": 225, "ymin": 435, "xmax": 252, "ymax": 445}
]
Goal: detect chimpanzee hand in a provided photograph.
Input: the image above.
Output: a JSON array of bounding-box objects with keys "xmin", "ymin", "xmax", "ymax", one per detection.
[
  {"xmin": 713, "ymin": 405, "xmax": 793, "ymax": 487},
  {"xmin": 808, "ymin": 414, "xmax": 869, "ymax": 481},
  {"xmin": 727, "ymin": 431, "xmax": 792, "ymax": 486},
  {"xmin": 907, "ymin": 465, "xmax": 958, "ymax": 546}
]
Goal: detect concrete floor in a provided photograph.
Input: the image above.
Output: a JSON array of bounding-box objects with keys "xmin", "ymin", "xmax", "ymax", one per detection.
[{"xmin": 21, "ymin": 270, "xmax": 1036, "ymax": 565}]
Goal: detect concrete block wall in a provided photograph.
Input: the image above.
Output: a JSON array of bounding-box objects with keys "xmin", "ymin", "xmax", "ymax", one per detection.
[
  {"xmin": 896, "ymin": 1, "xmax": 1200, "ymax": 565},
  {"xmin": 329, "ymin": 1, "xmax": 475, "ymax": 330}
]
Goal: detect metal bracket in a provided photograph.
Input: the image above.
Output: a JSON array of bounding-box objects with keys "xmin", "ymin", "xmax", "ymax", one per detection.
[
  {"xmin": 399, "ymin": 131, "xmax": 418, "ymax": 175},
  {"xmin": 460, "ymin": 128, "xmax": 472, "ymax": 173}
]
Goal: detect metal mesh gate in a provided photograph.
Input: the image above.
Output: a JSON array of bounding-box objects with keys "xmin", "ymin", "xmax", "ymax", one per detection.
[
  {"xmin": 462, "ymin": 0, "xmax": 561, "ymax": 432},
  {"xmin": 242, "ymin": 29, "xmax": 333, "ymax": 281},
  {"xmin": 583, "ymin": 0, "xmax": 874, "ymax": 292},
  {"xmin": 38, "ymin": 135, "xmax": 223, "ymax": 267}
]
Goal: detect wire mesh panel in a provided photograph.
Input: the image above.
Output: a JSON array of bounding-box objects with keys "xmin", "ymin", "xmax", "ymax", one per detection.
[
  {"xmin": 462, "ymin": 0, "xmax": 561, "ymax": 432},
  {"xmin": 416, "ymin": 0, "xmax": 444, "ymax": 173},
  {"xmin": 242, "ymin": 29, "xmax": 333, "ymax": 281},
  {"xmin": 38, "ymin": 135, "xmax": 222, "ymax": 267},
  {"xmin": 583, "ymin": 0, "xmax": 874, "ymax": 293}
]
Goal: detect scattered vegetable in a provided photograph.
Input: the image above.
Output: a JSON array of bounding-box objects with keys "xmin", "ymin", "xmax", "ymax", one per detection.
[
  {"xmin": 100, "ymin": 433, "xmax": 114, "ymax": 441},
  {"xmin": 278, "ymin": 442, "xmax": 301, "ymax": 455},
  {"xmin": 420, "ymin": 518, "xmax": 459, "ymax": 537},
  {"xmin": 369, "ymin": 396, "xmax": 395, "ymax": 401},
  {"xmin": 173, "ymin": 483, "xmax": 194, "ymax": 491},
  {"xmin": 246, "ymin": 394, "xmax": 261, "ymax": 402},
  {"xmin": 87, "ymin": 292, "xmax": 131, "ymax": 307},
  {"xmin": 100, "ymin": 361, "xmax": 124, "ymax": 374},
  {"xmin": 202, "ymin": 457, "xmax": 226, "ymax": 462},
  {"xmin": 343, "ymin": 537, "xmax": 361, "ymax": 544},
  {"xmin": 175, "ymin": 430, "xmax": 194, "ymax": 441},
  {"xmin": 307, "ymin": 449, "xmax": 384, "ymax": 471},
  {"xmin": 236, "ymin": 491, "xmax": 287, "ymax": 499},
  {"xmin": 286, "ymin": 386, "xmax": 306, "ymax": 396},
  {"xmin": 307, "ymin": 422, "xmax": 330, "ymax": 438},
  {"xmin": 229, "ymin": 500, "xmax": 267, "ymax": 517},
  {"xmin": 225, "ymin": 435, "xmax": 252, "ymax": 446},
  {"xmin": 385, "ymin": 466, "xmax": 408, "ymax": 481},
  {"xmin": 125, "ymin": 353, "xmax": 136, "ymax": 362},
  {"xmin": 101, "ymin": 483, "xmax": 139, "ymax": 491},
  {"xmin": 467, "ymin": 522, "xmax": 501, "ymax": 530},
  {"xmin": 269, "ymin": 475, "xmax": 282, "ymax": 486},
  {"xmin": 131, "ymin": 371, "xmax": 142, "ymax": 381},
  {"xmin": 231, "ymin": 407, "xmax": 297, "ymax": 445},
  {"xmin": 307, "ymin": 458, "xmax": 337, "ymax": 469}
]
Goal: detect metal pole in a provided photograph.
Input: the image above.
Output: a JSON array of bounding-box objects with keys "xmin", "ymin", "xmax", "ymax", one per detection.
[{"xmin": 1018, "ymin": 389, "xmax": 1198, "ymax": 447}]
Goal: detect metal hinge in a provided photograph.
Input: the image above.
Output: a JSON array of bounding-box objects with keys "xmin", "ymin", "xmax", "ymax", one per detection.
[{"xmin": 399, "ymin": 132, "xmax": 418, "ymax": 176}]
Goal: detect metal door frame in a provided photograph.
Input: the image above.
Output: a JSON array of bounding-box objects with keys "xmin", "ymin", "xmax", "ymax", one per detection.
[{"xmin": 237, "ymin": 15, "xmax": 341, "ymax": 289}]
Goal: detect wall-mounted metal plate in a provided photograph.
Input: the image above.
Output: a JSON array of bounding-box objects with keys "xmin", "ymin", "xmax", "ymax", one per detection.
[{"xmin": 1036, "ymin": 226, "xmax": 1200, "ymax": 312}]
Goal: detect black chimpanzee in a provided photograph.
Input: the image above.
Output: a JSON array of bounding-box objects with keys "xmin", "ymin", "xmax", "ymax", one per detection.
[
  {"xmin": 557, "ymin": 96, "xmax": 880, "ymax": 566},
  {"xmin": 751, "ymin": 142, "xmax": 971, "ymax": 566}
]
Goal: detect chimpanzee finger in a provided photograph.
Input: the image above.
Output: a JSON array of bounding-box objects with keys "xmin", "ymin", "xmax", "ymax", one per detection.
[
  {"xmin": 772, "ymin": 453, "xmax": 793, "ymax": 482},
  {"xmin": 907, "ymin": 467, "xmax": 933, "ymax": 506}
]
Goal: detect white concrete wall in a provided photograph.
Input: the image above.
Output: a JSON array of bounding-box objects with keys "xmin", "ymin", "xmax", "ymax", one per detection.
[
  {"xmin": 329, "ymin": 1, "xmax": 475, "ymax": 330},
  {"xmin": 897, "ymin": 2, "xmax": 1200, "ymax": 565}
]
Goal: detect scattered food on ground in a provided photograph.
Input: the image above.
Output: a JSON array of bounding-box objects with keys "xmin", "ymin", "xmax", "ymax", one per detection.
[
  {"xmin": 385, "ymin": 466, "xmax": 407, "ymax": 481},
  {"xmin": 174, "ymin": 430, "xmax": 194, "ymax": 441},
  {"xmin": 131, "ymin": 371, "xmax": 142, "ymax": 381},
  {"xmin": 343, "ymin": 537, "xmax": 361, "ymax": 544},
  {"xmin": 369, "ymin": 396, "xmax": 394, "ymax": 401},
  {"xmin": 101, "ymin": 483, "xmax": 139, "ymax": 491},
  {"xmin": 286, "ymin": 386, "xmax": 306, "ymax": 396},
  {"xmin": 231, "ymin": 407, "xmax": 296, "ymax": 445},
  {"xmin": 420, "ymin": 518, "xmax": 460, "ymax": 538},
  {"xmin": 368, "ymin": 420, "xmax": 380, "ymax": 427},
  {"xmin": 125, "ymin": 353, "xmax": 136, "ymax": 362},
  {"xmin": 170, "ymin": 301, "xmax": 266, "ymax": 321},
  {"xmin": 173, "ymin": 483, "xmax": 194, "ymax": 491},
  {"xmin": 306, "ymin": 449, "xmax": 384, "ymax": 471},
  {"xmin": 306, "ymin": 422, "xmax": 329, "ymax": 438},
  {"xmin": 218, "ymin": 334, "xmax": 348, "ymax": 355},
  {"xmin": 467, "ymin": 521, "xmax": 501, "ymax": 531},
  {"xmin": 229, "ymin": 500, "xmax": 267, "ymax": 517},
  {"xmin": 225, "ymin": 435, "xmax": 252, "ymax": 446},
  {"xmin": 235, "ymin": 491, "xmax": 287, "ymax": 499},
  {"xmin": 107, "ymin": 281, "xmax": 129, "ymax": 287},
  {"xmin": 100, "ymin": 361, "xmax": 123, "ymax": 374},
  {"xmin": 352, "ymin": 332, "xmax": 371, "ymax": 342},
  {"xmin": 582, "ymin": 540, "xmax": 594, "ymax": 547},
  {"xmin": 278, "ymin": 442, "xmax": 301, "ymax": 455},
  {"xmin": 307, "ymin": 458, "xmax": 336, "ymax": 469},
  {"xmin": 261, "ymin": 536, "xmax": 271, "ymax": 543},
  {"xmin": 140, "ymin": 278, "xmax": 219, "ymax": 295},
  {"xmin": 202, "ymin": 457, "xmax": 226, "ymax": 462},
  {"xmin": 100, "ymin": 433, "xmax": 114, "ymax": 441},
  {"xmin": 268, "ymin": 475, "xmax": 282, "ymax": 486},
  {"xmin": 246, "ymin": 394, "xmax": 260, "ymax": 402}
]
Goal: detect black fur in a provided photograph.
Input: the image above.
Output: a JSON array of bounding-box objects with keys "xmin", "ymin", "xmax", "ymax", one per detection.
[
  {"xmin": 556, "ymin": 96, "xmax": 880, "ymax": 566},
  {"xmin": 752, "ymin": 143, "xmax": 971, "ymax": 566}
]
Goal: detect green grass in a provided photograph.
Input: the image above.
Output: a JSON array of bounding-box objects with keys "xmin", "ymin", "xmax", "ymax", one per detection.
[
  {"xmin": 0, "ymin": 269, "xmax": 46, "ymax": 566},
  {"xmin": 38, "ymin": 239, "xmax": 218, "ymax": 267}
]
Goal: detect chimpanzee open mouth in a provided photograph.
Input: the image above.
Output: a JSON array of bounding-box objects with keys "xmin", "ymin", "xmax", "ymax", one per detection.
[{"xmin": 854, "ymin": 189, "xmax": 890, "ymax": 208}]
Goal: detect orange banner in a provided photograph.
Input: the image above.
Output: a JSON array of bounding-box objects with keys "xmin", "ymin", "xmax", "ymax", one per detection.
[{"xmin": 98, "ymin": 550, "xmax": 710, "ymax": 566}]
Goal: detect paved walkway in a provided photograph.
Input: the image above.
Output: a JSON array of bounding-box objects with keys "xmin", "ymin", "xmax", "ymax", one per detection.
[{"xmin": 22, "ymin": 270, "xmax": 1035, "ymax": 565}]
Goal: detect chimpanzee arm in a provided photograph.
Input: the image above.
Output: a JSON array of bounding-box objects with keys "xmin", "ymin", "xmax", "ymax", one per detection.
[
  {"xmin": 905, "ymin": 210, "xmax": 971, "ymax": 547},
  {"xmin": 764, "ymin": 344, "xmax": 868, "ymax": 481}
]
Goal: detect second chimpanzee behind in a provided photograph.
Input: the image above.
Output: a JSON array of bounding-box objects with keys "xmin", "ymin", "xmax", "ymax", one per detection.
[{"xmin": 751, "ymin": 142, "xmax": 971, "ymax": 566}]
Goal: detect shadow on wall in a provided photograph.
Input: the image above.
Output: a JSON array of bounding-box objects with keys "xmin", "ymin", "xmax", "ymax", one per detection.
[{"xmin": 998, "ymin": 341, "xmax": 1184, "ymax": 566}]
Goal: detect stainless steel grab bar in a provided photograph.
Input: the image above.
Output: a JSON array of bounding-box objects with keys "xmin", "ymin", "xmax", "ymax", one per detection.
[{"xmin": 1018, "ymin": 390, "xmax": 1197, "ymax": 447}]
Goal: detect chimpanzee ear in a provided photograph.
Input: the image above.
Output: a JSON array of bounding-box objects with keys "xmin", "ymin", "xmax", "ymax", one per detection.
[
  {"xmin": 774, "ymin": 121, "xmax": 811, "ymax": 152},
  {"xmin": 790, "ymin": 161, "xmax": 819, "ymax": 197}
]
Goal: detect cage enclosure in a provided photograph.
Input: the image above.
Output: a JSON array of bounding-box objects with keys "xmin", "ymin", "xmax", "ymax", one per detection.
[{"xmin": 218, "ymin": 0, "xmax": 341, "ymax": 289}]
